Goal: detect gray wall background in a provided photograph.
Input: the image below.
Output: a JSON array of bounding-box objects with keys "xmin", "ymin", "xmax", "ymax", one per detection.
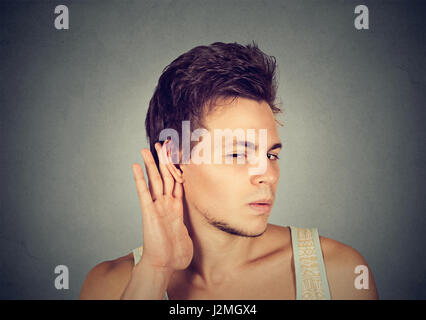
[{"xmin": 1, "ymin": 0, "xmax": 425, "ymax": 299}]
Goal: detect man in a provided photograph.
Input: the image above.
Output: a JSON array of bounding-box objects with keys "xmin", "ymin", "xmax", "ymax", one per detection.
[{"xmin": 79, "ymin": 42, "xmax": 378, "ymax": 300}]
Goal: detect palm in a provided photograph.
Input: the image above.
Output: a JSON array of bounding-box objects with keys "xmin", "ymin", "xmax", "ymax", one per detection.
[
  {"xmin": 132, "ymin": 141, "xmax": 193, "ymax": 271},
  {"xmin": 142, "ymin": 194, "xmax": 193, "ymax": 270}
]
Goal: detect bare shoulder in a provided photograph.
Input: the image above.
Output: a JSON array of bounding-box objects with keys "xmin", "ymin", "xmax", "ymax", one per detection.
[
  {"xmin": 79, "ymin": 252, "xmax": 135, "ymax": 300},
  {"xmin": 319, "ymin": 234, "xmax": 379, "ymax": 300}
]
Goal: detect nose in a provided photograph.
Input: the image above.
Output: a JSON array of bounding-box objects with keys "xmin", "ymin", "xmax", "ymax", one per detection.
[{"xmin": 250, "ymin": 160, "xmax": 280, "ymax": 185}]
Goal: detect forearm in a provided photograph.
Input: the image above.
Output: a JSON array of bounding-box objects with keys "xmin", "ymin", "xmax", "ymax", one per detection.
[{"xmin": 120, "ymin": 258, "xmax": 173, "ymax": 300}]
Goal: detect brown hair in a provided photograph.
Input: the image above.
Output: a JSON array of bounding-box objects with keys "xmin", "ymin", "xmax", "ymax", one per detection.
[{"xmin": 145, "ymin": 41, "xmax": 283, "ymax": 168}]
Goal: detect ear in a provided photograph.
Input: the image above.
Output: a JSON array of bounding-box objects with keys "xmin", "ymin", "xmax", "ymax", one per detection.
[{"xmin": 163, "ymin": 139, "xmax": 185, "ymax": 184}]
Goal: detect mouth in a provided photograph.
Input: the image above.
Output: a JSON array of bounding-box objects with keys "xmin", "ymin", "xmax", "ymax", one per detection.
[{"xmin": 248, "ymin": 201, "xmax": 272, "ymax": 214}]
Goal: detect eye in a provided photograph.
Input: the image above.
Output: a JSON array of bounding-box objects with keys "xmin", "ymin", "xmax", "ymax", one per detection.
[
  {"xmin": 267, "ymin": 153, "xmax": 280, "ymax": 160},
  {"xmin": 228, "ymin": 153, "xmax": 246, "ymax": 159}
]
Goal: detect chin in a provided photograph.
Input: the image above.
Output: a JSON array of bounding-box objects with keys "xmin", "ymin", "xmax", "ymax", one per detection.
[
  {"xmin": 245, "ymin": 224, "xmax": 269, "ymax": 238},
  {"xmin": 211, "ymin": 218, "xmax": 269, "ymax": 238},
  {"xmin": 248, "ymin": 220, "xmax": 269, "ymax": 237}
]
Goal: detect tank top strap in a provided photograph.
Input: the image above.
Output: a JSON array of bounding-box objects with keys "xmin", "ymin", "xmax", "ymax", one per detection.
[
  {"xmin": 289, "ymin": 226, "xmax": 331, "ymax": 300},
  {"xmin": 131, "ymin": 246, "xmax": 169, "ymax": 300}
]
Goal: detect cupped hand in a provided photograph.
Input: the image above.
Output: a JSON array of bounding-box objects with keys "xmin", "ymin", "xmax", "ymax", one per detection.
[{"xmin": 131, "ymin": 140, "xmax": 193, "ymax": 271}]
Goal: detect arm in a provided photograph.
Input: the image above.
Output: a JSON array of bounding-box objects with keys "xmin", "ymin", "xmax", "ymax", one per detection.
[
  {"xmin": 79, "ymin": 255, "xmax": 173, "ymax": 300},
  {"xmin": 80, "ymin": 140, "xmax": 193, "ymax": 300}
]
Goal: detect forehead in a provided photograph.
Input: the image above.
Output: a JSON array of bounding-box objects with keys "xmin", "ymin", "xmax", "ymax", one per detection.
[{"xmin": 204, "ymin": 97, "xmax": 278, "ymax": 133}]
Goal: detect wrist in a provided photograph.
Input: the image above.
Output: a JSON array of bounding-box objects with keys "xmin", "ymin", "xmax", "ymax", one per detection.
[
  {"xmin": 121, "ymin": 257, "xmax": 173, "ymax": 300},
  {"xmin": 135, "ymin": 256, "xmax": 174, "ymax": 281}
]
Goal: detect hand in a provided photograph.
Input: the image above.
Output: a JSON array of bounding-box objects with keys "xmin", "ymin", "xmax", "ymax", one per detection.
[{"xmin": 132, "ymin": 140, "xmax": 193, "ymax": 273}]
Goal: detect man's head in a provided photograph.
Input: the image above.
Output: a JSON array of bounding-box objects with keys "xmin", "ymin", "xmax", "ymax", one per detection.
[{"xmin": 145, "ymin": 41, "xmax": 283, "ymax": 237}]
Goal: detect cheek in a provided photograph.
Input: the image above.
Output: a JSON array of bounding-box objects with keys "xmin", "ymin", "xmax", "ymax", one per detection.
[
  {"xmin": 183, "ymin": 165, "xmax": 223, "ymax": 202},
  {"xmin": 183, "ymin": 165, "xmax": 246, "ymax": 207}
]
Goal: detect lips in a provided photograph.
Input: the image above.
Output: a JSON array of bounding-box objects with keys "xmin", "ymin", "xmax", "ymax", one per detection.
[
  {"xmin": 249, "ymin": 199, "xmax": 273, "ymax": 205},
  {"xmin": 248, "ymin": 199, "xmax": 273, "ymax": 214}
]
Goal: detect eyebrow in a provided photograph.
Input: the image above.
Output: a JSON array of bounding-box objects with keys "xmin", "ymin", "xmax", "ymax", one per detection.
[{"xmin": 228, "ymin": 140, "xmax": 282, "ymax": 152}]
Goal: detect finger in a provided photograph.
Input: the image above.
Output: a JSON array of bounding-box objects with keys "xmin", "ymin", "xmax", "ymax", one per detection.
[
  {"xmin": 163, "ymin": 140, "xmax": 183, "ymax": 199},
  {"xmin": 131, "ymin": 163, "xmax": 153, "ymax": 211},
  {"xmin": 141, "ymin": 148, "xmax": 164, "ymax": 201},
  {"xmin": 173, "ymin": 178, "xmax": 183, "ymax": 199},
  {"xmin": 155, "ymin": 142, "xmax": 175, "ymax": 196},
  {"xmin": 141, "ymin": 150, "xmax": 156, "ymax": 197}
]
